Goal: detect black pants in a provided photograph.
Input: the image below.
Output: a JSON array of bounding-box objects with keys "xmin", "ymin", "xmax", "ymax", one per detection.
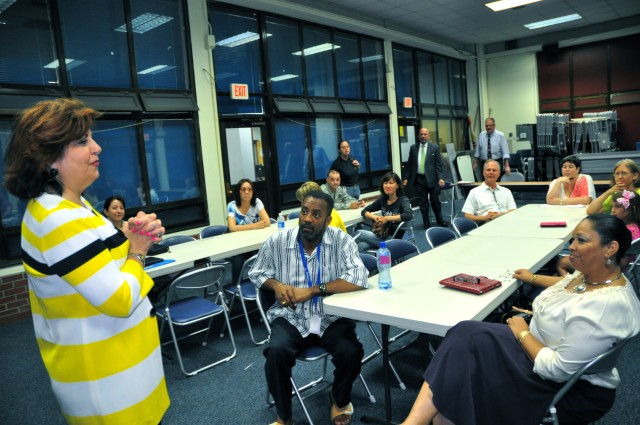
[
  {"xmin": 264, "ymin": 317, "xmax": 363, "ymax": 421},
  {"xmin": 413, "ymin": 174, "xmax": 443, "ymax": 228}
]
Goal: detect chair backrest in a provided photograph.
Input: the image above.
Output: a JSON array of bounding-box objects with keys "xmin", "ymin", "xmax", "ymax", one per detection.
[
  {"xmin": 238, "ymin": 254, "xmax": 258, "ymax": 284},
  {"xmin": 500, "ymin": 171, "xmax": 525, "ymax": 182},
  {"xmin": 385, "ymin": 239, "xmax": 420, "ymax": 263},
  {"xmin": 165, "ymin": 265, "xmax": 226, "ymax": 304},
  {"xmin": 158, "ymin": 235, "xmax": 197, "ymax": 247},
  {"xmin": 546, "ymin": 338, "xmax": 632, "ymax": 424},
  {"xmin": 269, "ymin": 217, "xmax": 277, "ymax": 224},
  {"xmin": 288, "ymin": 211, "xmax": 300, "ymax": 220},
  {"xmin": 359, "ymin": 253, "xmax": 378, "ymax": 276},
  {"xmin": 425, "ymin": 227, "xmax": 457, "ymax": 250},
  {"xmin": 390, "ymin": 220, "xmax": 415, "ymax": 241},
  {"xmin": 199, "ymin": 225, "xmax": 228, "ymax": 239},
  {"xmin": 452, "ymin": 217, "xmax": 478, "ymax": 237}
]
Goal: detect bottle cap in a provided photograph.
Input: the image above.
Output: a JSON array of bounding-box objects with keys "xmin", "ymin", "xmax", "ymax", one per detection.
[{"xmin": 379, "ymin": 241, "xmax": 386, "ymax": 248}]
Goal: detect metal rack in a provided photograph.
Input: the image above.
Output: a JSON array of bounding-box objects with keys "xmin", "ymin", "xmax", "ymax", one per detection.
[{"xmin": 570, "ymin": 110, "xmax": 618, "ymax": 154}]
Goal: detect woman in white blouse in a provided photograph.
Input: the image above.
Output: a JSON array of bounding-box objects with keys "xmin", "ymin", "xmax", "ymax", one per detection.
[
  {"xmin": 400, "ymin": 214, "xmax": 640, "ymax": 425},
  {"xmin": 546, "ymin": 155, "xmax": 596, "ymax": 206}
]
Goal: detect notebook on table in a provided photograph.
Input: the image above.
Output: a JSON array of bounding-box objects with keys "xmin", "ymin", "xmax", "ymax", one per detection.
[{"xmin": 439, "ymin": 273, "xmax": 502, "ymax": 295}]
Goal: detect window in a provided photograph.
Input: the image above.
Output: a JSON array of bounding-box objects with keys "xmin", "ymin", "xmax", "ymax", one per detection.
[
  {"xmin": 433, "ymin": 55, "xmax": 450, "ymax": 106},
  {"xmin": 303, "ymin": 26, "xmax": 335, "ymax": 97},
  {"xmin": 335, "ymin": 32, "xmax": 362, "ymax": 99},
  {"xmin": 367, "ymin": 119, "xmax": 390, "ymax": 171},
  {"xmin": 393, "ymin": 48, "xmax": 416, "ymax": 117},
  {"xmin": 266, "ymin": 17, "xmax": 303, "ymax": 95},
  {"xmin": 58, "ymin": 0, "xmax": 131, "ymax": 88},
  {"xmin": 309, "ymin": 118, "xmax": 338, "ymax": 179},
  {"xmin": 132, "ymin": 0, "xmax": 190, "ymax": 90},
  {"xmin": 417, "ymin": 52, "xmax": 436, "ymax": 105},
  {"xmin": 362, "ymin": 38, "xmax": 386, "ymax": 101},
  {"xmin": 211, "ymin": 8, "xmax": 264, "ymax": 94},
  {"xmin": 0, "ymin": 0, "xmax": 58, "ymax": 86},
  {"xmin": 276, "ymin": 118, "xmax": 308, "ymax": 185}
]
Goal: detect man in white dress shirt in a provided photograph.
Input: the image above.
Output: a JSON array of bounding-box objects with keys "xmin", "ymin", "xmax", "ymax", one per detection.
[
  {"xmin": 462, "ymin": 159, "xmax": 517, "ymax": 224},
  {"xmin": 473, "ymin": 117, "xmax": 511, "ymax": 179}
]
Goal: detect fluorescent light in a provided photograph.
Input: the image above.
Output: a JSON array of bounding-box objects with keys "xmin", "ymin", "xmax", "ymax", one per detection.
[
  {"xmin": 43, "ymin": 59, "xmax": 86, "ymax": 71},
  {"xmin": 524, "ymin": 13, "xmax": 582, "ymax": 29},
  {"xmin": 348, "ymin": 54, "xmax": 383, "ymax": 63},
  {"xmin": 0, "ymin": 0, "xmax": 16, "ymax": 15},
  {"xmin": 292, "ymin": 43, "xmax": 339, "ymax": 56},
  {"xmin": 114, "ymin": 13, "xmax": 173, "ymax": 34},
  {"xmin": 486, "ymin": 0, "xmax": 541, "ymax": 12},
  {"xmin": 270, "ymin": 74, "xmax": 298, "ymax": 82},
  {"xmin": 138, "ymin": 65, "xmax": 176, "ymax": 75}
]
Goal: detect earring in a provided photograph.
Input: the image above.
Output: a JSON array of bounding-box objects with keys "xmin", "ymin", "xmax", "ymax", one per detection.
[
  {"xmin": 605, "ymin": 256, "xmax": 612, "ymax": 265},
  {"xmin": 44, "ymin": 168, "xmax": 64, "ymax": 195}
]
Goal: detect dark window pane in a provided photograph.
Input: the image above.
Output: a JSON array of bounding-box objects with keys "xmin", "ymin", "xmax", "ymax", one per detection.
[
  {"xmin": 367, "ymin": 119, "xmax": 390, "ymax": 171},
  {"xmin": 87, "ymin": 120, "xmax": 142, "ymax": 210},
  {"xmin": 335, "ymin": 32, "xmax": 362, "ymax": 99},
  {"xmin": 143, "ymin": 119, "xmax": 200, "ymax": 205},
  {"xmin": 217, "ymin": 95, "xmax": 265, "ymax": 115},
  {"xmin": 211, "ymin": 8, "xmax": 264, "ymax": 93},
  {"xmin": 0, "ymin": 0, "xmax": 58, "ymax": 86},
  {"xmin": 132, "ymin": 0, "xmax": 189, "ymax": 90},
  {"xmin": 266, "ymin": 17, "xmax": 303, "ymax": 95},
  {"xmin": 393, "ymin": 47, "xmax": 416, "ymax": 117},
  {"xmin": 276, "ymin": 118, "xmax": 308, "ymax": 184},
  {"xmin": 433, "ymin": 55, "xmax": 450, "ymax": 106},
  {"xmin": 450, "ymin": 60, "xmax": 465, "ymax": 106},
  {"xmin": 0, "ymin": 119, "xmax": 23, "ymax": 228},
  {"xmin": 58, "ymin": 0, "xmax": 131, "ymax": 88},
  {"xmin": 417, "ymin": 52, "xmax": 436, "ymax": 105},
  {"xmin": 342, "ymin": 118, "xmax": 367, "ymax": 172},
  {"xmin": 303, "ymin": 26, "xmax": 335, "ymax": 97},
  {"xmin": 362, "ymin": 38, "xmax": 385, "ymax": 101},
  {"xmin": 309, "ymin": 118, "xmax": 338, "ymax": 179}
]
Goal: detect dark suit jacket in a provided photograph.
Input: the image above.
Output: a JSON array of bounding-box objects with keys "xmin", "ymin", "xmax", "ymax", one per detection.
[{"xmin": 404, "ymin": 142, "xmax": 444, "ymax": 188}]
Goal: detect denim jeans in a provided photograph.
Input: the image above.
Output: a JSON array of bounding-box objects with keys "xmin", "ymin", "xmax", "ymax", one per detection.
[{"xmin": 345, "ymin": 185, "xmax": 360, "ymax": 200}]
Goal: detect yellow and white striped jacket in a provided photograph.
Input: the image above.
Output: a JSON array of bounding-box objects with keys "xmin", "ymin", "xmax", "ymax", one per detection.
[{"xmin": 22, "ymin": 193, "xmax": 169, "ymax": 424}]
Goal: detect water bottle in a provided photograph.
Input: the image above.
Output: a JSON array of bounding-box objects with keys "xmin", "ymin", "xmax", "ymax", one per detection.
[
  {"xmin": 277, "ymin": 212, "xmax": 285, "ymax": 231},
  {"xmin": 377, "ymin": 241, "xmax": 392, "ymax": 290}
]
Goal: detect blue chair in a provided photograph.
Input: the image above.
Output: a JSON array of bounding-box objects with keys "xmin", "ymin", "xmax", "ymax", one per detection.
[
  {"xmin": 269, "ymin": 217, "xmax": 277, "ymax": 224},
  {"xmin": 199, "ymin": 225, "xmax": 228, "ymax": 239},
  {"xmin": 359, "ymin": 253, "xmax": 377, "ymax": 275},
  {"xmin": 288, "ymin": 211, "xmax": 300, "ymax": 220},
  {"xmin": 386, "ymin": 239, "xmax": 420, "ymax": 263},
  {"xmin": 452, "ymin": 216, "xmax": 478, "ymax": 237},
  {"xmin": 158, "ymin": 235, "xmax": 196, "ymax": 247},
  {"xmin": 425, "ymin": 227, "xmax": 457, "ymax": 250},
  {"xmin": 157, "ymin": 265, "xmax": 237, "ymax": 376},
  {"xmin": 221, "ymin": 255, "xmax": 269, "ymax": 345}
]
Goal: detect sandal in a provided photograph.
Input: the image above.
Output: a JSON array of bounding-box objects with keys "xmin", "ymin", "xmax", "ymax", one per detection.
[
  {"xmin": 330, "ymin": 397, "xmax": 353, "ymax": 425},
  {"xmin": 269, "ymin": 418, "xmax": 293, "ymax": 425}
]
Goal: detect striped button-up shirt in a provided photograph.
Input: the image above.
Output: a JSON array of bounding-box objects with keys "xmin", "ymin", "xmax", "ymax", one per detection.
[{"xmin": 249, "ymin": 226, "xmax": 368, "ymax": 337}]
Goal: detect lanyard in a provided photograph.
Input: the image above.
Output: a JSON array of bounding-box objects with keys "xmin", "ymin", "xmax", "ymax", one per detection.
[{"xmin": 298, "ymin": 238, "xmax": 321, "ymax": 309}]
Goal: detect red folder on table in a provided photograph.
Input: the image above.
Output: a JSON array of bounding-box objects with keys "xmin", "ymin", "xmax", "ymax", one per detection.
[{"xmin": 439, "ymin": 274, "xmax": 502, "ymax": 295}]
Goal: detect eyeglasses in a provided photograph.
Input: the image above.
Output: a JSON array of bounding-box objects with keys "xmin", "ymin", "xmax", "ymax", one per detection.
[
  {"xmin": 240, "ymin": 187, "xmax": 253, "ymax": 192},
  {"xmin": 453, "ymin": 274, "xmax": 481, "ymax": 284},
  {"xmin": 613, "ymin": 172, "xmax": 631, "ymax": 177}
]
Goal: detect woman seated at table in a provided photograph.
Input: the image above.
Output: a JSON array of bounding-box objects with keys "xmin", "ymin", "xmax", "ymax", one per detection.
[
  {"xmin": 227, "ymin": 179, "xmax": 271, "ymax": 282},
  {"xmin": 546, "ymin": 155, "xmax": 595, "ymax": 206},
  {"xmin": 102, "ymin": 195, "xmax": 126, "ymax": 230},
  {"xmin": 400, "ymin": 214, "xmax": 640, "ymax": 425},
  {"xmin": 227, "ymin": 179, "xmax": 270, "ymax": 231},
  {"xmin": 296, "ymin": 181, "xmax": 347, "ymax": 232},
  {"xmin": 353, "ymin": 171, "xmax": 412, "ymax": 252},
  {"xmin": 587, "ymin": 158, "xmax": 640, "ymax": 215}
]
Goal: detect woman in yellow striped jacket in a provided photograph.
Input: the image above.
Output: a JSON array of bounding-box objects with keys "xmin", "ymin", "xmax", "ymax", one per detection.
[{"xmin": 3, "ymin": 99, "xmax": 169, "ymax": 424}]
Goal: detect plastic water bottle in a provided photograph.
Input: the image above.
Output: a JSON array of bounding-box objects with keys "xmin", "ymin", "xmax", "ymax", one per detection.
[
  {"xmin": 377, "ymin": 241, "xmax": 392, "ymax": 290},
  {"xmin": 277, "ymin": 212, "xmax": 285, "ymax": 231}
]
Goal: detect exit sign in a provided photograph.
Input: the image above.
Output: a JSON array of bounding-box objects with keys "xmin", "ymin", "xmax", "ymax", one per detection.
[
  {"xmin": 403, "ymin": 97, "xmax": 412, "ymax": 108},
  {"xmin": 230, "ymin": 83, "xmax": 249, "ymax": 100}
]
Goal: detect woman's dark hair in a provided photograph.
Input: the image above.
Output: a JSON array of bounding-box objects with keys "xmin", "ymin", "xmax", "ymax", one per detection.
[
  {"xmin": 234, "ymin": 179, "xmax": 256, "ymax": 207},
  {"xmin": 3, "ymin": 98, "xmax": 102, "ymax": 200},
  {"xmin": 103, "ymin": 195, "xmax": 126, "ymax": 214},
  {"xmin": 337, "ymin": 140, "xmax": 350, "ymax": 150},
  {"xmin": 609, "ymin": 159, "xmax": 640, "ymax": 188},
  {"xmin": 611, "ymin": 191, "xmax": 640, "ymax": 227},
  {"xmin": 378, "ymin": 171, "xmax": 405, "ymax": 198},
  {"xmin": 561, "ymin": 155, "xmax": 581, "ymax": 171},
  {"xmin": 583, "ymin": 214, "xmax": 632, "ymax": 264}
]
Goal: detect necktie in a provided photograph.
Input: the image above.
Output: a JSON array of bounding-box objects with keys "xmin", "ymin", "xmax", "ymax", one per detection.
[
  {"xmin": 419, "ymin": 144, "xmax": 426, "ymax": 174},
  {"xmin": 486, "ymin": 134, "xmax": 492, "ymax": 160}
]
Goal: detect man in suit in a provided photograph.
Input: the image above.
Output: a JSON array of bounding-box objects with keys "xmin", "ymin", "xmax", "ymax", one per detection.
[{"xmin": 403, "ymin": 127, "xmax": 446, "ymax": 228}]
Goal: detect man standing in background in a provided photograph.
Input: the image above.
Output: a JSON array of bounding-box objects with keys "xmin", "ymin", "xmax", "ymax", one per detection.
[
  {"xmin": 403, "ymin": 127, "xmax": 446, "ymax": 228},
  {"xmin": 473, "ymin": 117, "xmax": 511, "ymax": 179}
]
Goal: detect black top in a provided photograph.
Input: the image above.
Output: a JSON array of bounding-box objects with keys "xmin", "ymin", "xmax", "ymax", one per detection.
[
  {"xmin": 330, "ymin": 156, "xmax": 360, "ymax": 186},
  {"xmin": 361, "ymin": 195, "xmax": 413, "ymax": 235}
]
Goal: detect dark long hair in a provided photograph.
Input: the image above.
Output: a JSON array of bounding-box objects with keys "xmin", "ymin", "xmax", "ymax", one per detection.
[
  {"xmin": 379, "ymin": 171, "xmax": 405, "ymax": 199},
  {"xmin": 234, "ymin": 179, "xmax": 257, "ymax": 207},
  {"xmin": 103, "ymin": 195, "xmax": 126, "ymax": 214},
  {"xmin": 584, "ymin": 214, "xmax": 632, "ymax": 264},
  {"xmin": 3, "ymin": 98, "xmax": 101, "ymax": 199}
]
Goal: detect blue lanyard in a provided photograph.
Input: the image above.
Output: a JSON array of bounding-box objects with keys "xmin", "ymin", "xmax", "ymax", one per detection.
[{"xmin": 298, "ymin": 238, "xmax": 321, "ymax": 308}]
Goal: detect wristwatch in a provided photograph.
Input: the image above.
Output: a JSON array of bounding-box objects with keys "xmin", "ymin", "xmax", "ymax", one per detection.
[
  {"xmin": 318, "ymin": 283, "xmax": 327, "ymax": 296},
  {"xmin": 129, "ymin": 253, "xmax": 146, "ymax": 266}
]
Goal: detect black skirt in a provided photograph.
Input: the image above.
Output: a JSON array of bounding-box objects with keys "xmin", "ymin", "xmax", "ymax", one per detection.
[{"xmin": 423, "ymin": 321, "xmax": 615, "ymax": 425}]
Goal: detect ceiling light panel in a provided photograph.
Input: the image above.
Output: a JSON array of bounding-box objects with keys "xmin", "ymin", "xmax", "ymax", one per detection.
[
  {"xmin": 486, "ymin": 0, "xmax": 542, "ymax": 12},
  {"xmin": 524, "ymin": 13, "xmax": 582, "ymax": 29}
]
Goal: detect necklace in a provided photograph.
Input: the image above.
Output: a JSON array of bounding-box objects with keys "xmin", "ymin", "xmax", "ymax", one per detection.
[{"xmin": 573, "ymin": 273, "xmax": 623, "ymax": 293}]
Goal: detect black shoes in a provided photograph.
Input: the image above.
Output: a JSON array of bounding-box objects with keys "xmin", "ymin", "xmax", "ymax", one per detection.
[{"xmin": 436, "ymin": 221, "xmax": 449, "ymax": 227}]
